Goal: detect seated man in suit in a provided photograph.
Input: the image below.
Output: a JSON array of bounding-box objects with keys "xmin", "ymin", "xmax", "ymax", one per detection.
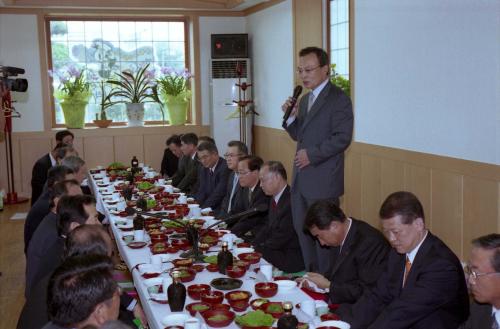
[
  {"xmin": 461, "ymin": 233, "xmax": 500, "ymax": 329},
  {"xmin": 42, "ymin": 254, "xmax": 121, "ymax": 329},
  {"xmin": 171, "ymin": 133, "xmax": 199, "ymax": 194},
  {"xmin": 301, "ymin": 200, "xmax": 390, "ymax": 304},
  {"xmin": 194, "ymin": 141, "xmax": 230, "ymax": 213},
  {"xmin": 25, "ymin": 179, "xmax": 82, "ymax": 297},
  {"xmin": 228, "ymin": 155, "xmax": 269, "ymax": 240},
  {"xmin": 337, "ymin": 191, "xmax": 469, "ymax": 329},
  {"xmin": 60, "ymin": 156, "xmax": 91, "ymax": 195},
  {"xmin": 253, "ymin": 161, "xmax": 304, "ymax": 273},
  {"xmin": 24, "ymin": 165, "xmax": 75, "ymax": 253},
  {"xmin": 161, "ymin": 134, "xmax": 182, "ymax": 178},
  {"xmin": 218, "ymin": 140, "xmax": 248, "ymax": 218}
]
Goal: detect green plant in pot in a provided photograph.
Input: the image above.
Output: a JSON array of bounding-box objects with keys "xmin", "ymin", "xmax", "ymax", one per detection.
[
  {"xmin": 51, "ymin": 65, "xmax": 92, "ymax": 129},
  {"xmin": 107, "ymin": 64, "xmax": 156, "ymax": 126},
  {"xmin": 156, "ymin": 67, "xmax": 192, "ymax": 125},
  {"xmin": 93, "ymin": 80, "xmax": 117, "ymax": 128},
  {"xmin": 330, "ymin": 63, "xmax": 350, "ymax": 97}
]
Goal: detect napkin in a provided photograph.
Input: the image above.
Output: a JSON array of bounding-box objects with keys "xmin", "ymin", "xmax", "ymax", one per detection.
[{"xmin": 299, "ymin": 276, "xmax": 328, "ymax": 293}]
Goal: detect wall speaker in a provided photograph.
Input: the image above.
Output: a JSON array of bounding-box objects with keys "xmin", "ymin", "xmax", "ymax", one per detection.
[{"xmin": 211, "ymin": 34, "xmax": 248, "ymax": 59}]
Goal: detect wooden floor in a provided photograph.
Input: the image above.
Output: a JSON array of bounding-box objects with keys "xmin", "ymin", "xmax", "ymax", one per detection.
[{"xmin": 0, "ymin": 202, "xmax": 29, "ymax": 329}]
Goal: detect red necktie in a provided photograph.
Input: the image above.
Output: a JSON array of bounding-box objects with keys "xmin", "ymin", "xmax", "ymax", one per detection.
[{"xmin": 272, "ymin": 199, "xmax": 277, "ymax": 209}]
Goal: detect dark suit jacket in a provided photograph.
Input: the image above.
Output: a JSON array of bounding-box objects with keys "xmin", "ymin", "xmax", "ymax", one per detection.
[
  {"xmin": 338, "ymin": 232, "xmax": 470, "ymax": 329},
  {"xmin": 194, "ymin": 158, "xmax": 230, "ymax": 213},
  {"xmin": 253, "ymin": 186, "xmax": 304, "ymax": 273},
  {"xmin": 229, "ymin": 184, "xmax": 270, "ymax": 240},
  {"xmin": 24, "ymin": 190, "xmax": 51, "ymax": 253},
  {"xmin": 284, "ymin": 82, "xmax": 353, "ymax": 199},
  {"xmin": 218, "ymin": 172, "xmax": 243, "ymax": 218},
  {"xmin": 31, "ymin": 153, "xmax": 52, "ymax": 206},
  {"xmin": 323, "ymin": 218, "xmax": 390, "ymax": 304},
  {"xmin": 25, "ymin": 212, "xmax": 60, "ymax": 297},
  {"xmin": 172, "ymin": 155, "xmax": 199, "ymax": 194},
  {"xmin": 160, "ymin": 148, "xmax": 179, "ymax": 177},
  {"xmin": 460, "ymin": 301, "xmax": 495, "ymax": 329}
]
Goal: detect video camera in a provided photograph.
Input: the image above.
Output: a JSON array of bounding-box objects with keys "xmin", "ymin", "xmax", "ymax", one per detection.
[{"xmin": 0, "ymin": 66, "xmax": 28, "ymax": 92}]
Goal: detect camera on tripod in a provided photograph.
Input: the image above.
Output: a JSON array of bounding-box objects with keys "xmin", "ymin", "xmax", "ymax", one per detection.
[{"xmin": 0, "ymin": 66, "xmax": 28, "ymax": 92}]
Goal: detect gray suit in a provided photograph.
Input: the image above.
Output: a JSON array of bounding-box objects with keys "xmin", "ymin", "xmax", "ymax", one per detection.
[{"xmin": 284, "ymin": 81, "xmax": 353, "ymax": 272}]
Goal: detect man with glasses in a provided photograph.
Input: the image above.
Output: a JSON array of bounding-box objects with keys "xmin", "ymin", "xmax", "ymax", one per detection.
[
  {"xmin": 281, "ymin": 46, "xmax": 353, "ymax": 273},
  {"xmin": 461, "ymin": 234, "xmax": 500, "ymax": 329},
  {"xmin": 337, "ymin": 191, "xmax": 469, "ymax": 328},
  {"xmin": 218, "ymin": 141, "xmax": 249, "ymax": 218}
]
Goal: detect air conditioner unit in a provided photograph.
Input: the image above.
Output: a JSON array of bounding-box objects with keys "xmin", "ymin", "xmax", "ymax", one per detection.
[{"xmin": 209, "ymin": 58, "xmax": 252, "ymax": 153}]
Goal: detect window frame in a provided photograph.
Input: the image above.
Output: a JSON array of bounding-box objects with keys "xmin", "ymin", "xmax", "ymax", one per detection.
[{"xmin": 45, "ymin": 15, "xmax": 191, "ymax": 128}]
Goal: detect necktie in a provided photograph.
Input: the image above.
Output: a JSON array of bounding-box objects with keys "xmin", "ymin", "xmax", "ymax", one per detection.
[
  {"xmin": 227, "ymin": 174, "xmax": 238, "ymax": 212},
  {"xmin": 403, "ymin": 255, "xmax": 412, "ymax": 287},
  {"xmin": 272, "ymin": 199, "xmax": 277, "ymax": 209},
  {"xmin": 248, "ymin": 189, "xmax": 252, "ymax": 203},
  {"xmin": 307, "ymin": 93, "xmax": 315, "ymax": 112}
]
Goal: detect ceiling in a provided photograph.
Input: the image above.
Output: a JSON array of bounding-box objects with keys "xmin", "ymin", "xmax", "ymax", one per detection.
[{"xmin": 0, "ymin": 0, "xmax": 271, "ymax": 11}]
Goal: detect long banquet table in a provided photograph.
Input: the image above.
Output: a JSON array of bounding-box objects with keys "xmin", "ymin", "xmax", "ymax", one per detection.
[{"xmin": 89, "ymin": 167, "xmax": 318, "ymax": 329}]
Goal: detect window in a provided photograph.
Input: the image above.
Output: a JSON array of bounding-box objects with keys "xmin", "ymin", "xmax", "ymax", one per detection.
[
  {"xmin": 47, "ymin": 18, "xmax": 187, "ymax": 126},
  {"xmin": 329, "ymin": 0, "xmax": 349, "ymax": 79}
]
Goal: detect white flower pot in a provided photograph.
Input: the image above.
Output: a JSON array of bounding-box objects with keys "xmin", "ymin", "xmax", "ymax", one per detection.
[{"xmin": 126, "ymin": 103, "xmax": 145, "ymax": 126}]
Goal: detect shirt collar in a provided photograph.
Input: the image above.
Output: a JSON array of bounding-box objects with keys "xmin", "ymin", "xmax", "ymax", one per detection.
[
  {"xmin": 493, "ymin": 306, "xmax": 500, "ymax": 325},
  {"xmin": 210, "ymin": 158, "xmax": 219, "ymax": 172},
  {"xmin": 49, "ymin": 152, "xmax": 57, "ymax": 166},
  {"xmin": 312, "ymin": 77, "xmax": 329, "ymax": 98},
  {"xmin": 406, "ymin": 230, "xmax": 429, "ymax": 264},
  {"xmin": 273, "ymin": 185, "xmax": 287, "ymax": 204},
  {"xmin": 340, "ymin": 217, "xmax": 352, "ymax": 248}
]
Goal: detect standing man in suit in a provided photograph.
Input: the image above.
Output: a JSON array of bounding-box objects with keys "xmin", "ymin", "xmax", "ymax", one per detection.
[
  {"xmin": 282, "ymin": 46, "xmax": 353, "ymax": 272},
  {"xmin": 461, "ymin": 233, "xmax": 500, "ymax": 329},
  {"xmin": 194, "ymin": 141, "xmax": 230, "ymax": 213},
  {"xmin": 228, "ymin": 155, "xmax": 269, "ymax": 240},
  {"xmin": 253, "ymin": 161, "xmax": 304, "ymax": 273},
  {"xmin": 30, "ymin": 130, "xmax": 75, "ymax": 206},
  {"xmin": 337, "ymin": 191, "xmax": 469, "ymax": 329},
  {"xmin": 171, "ymin": 133, "xmax": 199, "ymax": 194},
  {"xmin": 160, "ymin": 134, "xmax": 182, "ymax": 178},
  {"xmin": 302, "ymin": 199, "xmax": 390, "ymax": 304},
  {"xmin": 218, "ymin": 140, "xmax": 249, "ymax": 218}
]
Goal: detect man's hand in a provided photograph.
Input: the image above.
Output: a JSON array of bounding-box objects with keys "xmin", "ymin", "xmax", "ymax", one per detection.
[
  {"xmin": 133, "ymin": 303, "xmax": 148, "ymax": 328},
  {"xmin": 305, "ymin": 272, "xmax": 331, "ymax": 289},
  {"xmin": 281, "ymin": 97, "xmax": 299, "ymax": 118},
  {"xmin": 294, "ymin": 149, "xmax": 310, "ymax": 169}
]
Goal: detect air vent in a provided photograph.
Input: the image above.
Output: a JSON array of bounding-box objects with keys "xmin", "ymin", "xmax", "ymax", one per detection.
[{"xmin": 211, "ymin": 60, "xmax": 248, "ymax": 79}]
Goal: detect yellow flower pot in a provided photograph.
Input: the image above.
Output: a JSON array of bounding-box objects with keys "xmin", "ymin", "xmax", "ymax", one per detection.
[
  {"xmin": 162, "ymin": 94, "xmax": 190, "ymax": 125},
  {"xmin": 60, "ymin": 98, "xmax": 88, "ymax": 129}
]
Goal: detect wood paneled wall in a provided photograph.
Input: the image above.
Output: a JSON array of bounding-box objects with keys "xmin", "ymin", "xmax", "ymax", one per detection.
[
  {"xmin": 0, "ymin": 125, "xmax": 210, "ymax": 198},
  {"xmin": 254, "ymin": 125, "xmax": 500, "ymax": 260}
]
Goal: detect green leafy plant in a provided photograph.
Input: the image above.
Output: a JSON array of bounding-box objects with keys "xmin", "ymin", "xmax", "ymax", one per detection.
[
  {"xmin": 95, "ymin": 80, "xmax": 118, "ymax": 120},
  {"xmin": 107, "ymin": 64, "xmax": 156, "ymax": 104},
  {"xmin": 156, "ymin": 67, "xmax": 192, "ymax": 100},
  {"xmin": 330, "ymin": 63, "xmax": 350, "ymax": 97},
  {"xmin": 50, "ymin": 65, "xmax": 92, "ymax": 101}
]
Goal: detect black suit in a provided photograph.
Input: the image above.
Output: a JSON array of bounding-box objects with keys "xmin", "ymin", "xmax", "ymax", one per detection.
[
  {"xmin": 229, "ymin": 184, "xmax": 270, "ymax": 240},
  {"xmin": 460, "ymin": 301, "xmax": 497, "ymax": 329},
  {"xmin": 24, "ymin": 190, "xmax": 51, "ymax": 254},
  {"xmin": 160, "ymin": 148, "xmax": 179, "ymax": 177},
  {"xmin": 218, "ymin": 172, "xmax": 243, "ymax": 219},
  {"xmin": 253, "ymin": 186, "xmax": 304, "ymax": 273},
  {"xmin": 194, "ymin": 158, "xmax": 230, "ymax": 213},
  {"xmin": 30, "ymin": 153, "xmax": 53, "ymax": 206},
  {"xmin": 25, "ymin": 212, "xmax": 60, "ymax": 297},
  {"xmin": 338, "ymin": 232, "xmax": 469, "ymax": 329},
  {"xmin": 322, "ymin": 218, "xmax": 390, "ymax": 304},
  {"xmin": 172, "ymin": 155, "xmax": 199, "ymax": 194}
]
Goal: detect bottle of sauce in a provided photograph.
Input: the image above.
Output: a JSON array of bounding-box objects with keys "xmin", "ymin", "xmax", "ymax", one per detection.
[
  {"xmin": 131, "ymin": 156, "xmax": 139, "ymax": 168},
  {"xmin": 277, "ymin": 302, "xmax": 298, "ymax": 329},
  {"xmin": 217, "ymin": 241, "xmax": 233, "ymax": 274},
  {"xmin": 167, "ymin": 271, "xmax": 186, "ymax": 312}
]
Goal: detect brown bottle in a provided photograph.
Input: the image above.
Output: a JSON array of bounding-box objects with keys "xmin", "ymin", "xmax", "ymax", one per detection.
[
  {"xmin": 277, "ymin": 302, "xmax": 298, "ymax": 329},
  {"xmin": 131, "ymin": 156, "xmax": 139, "ymax": 168},
  {"xmin": 217, "ymin": 241, "xmax": 233, "ymax": 274},
  {"xmin": 167, "ymin": 271, "xmax": 186, "ymax": 312}
]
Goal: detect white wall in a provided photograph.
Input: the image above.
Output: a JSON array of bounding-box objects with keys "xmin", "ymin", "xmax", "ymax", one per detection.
[
  {"xmin": 354, "ymin": 0, "xmax": 500, "ymax": 165},
  {"xmin": 0, "ymin": 14, "xmax": 44, "ymax": 132},
  {"xmin": 198, "ymin": 16, "xmax": 247, "ymax": 126},
  {"xmin": 246, "ymin": 0, "xmax": 294, "ymax": 129}
]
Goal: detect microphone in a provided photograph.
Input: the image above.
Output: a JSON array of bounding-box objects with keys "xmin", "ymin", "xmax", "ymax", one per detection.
[
  {"xmin": 204, "ymin": 204, "xmax": 269, "ymax": 231},
  {"xmin": 282, "ymin": 85, "xmax": 303, "ymax": 124}
]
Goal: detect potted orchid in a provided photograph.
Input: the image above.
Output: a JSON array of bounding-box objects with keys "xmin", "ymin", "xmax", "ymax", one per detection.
[
  {"xmin": 156, "ymin": 67, "xmax": 193, "ymax": 125},
  {"xmin": 93, "ymin": 80, "xmax": 117, "ymax": 128},
  {"xmin": 107, "ymin": 64, "xmax": 156, "ymax": 126},
  {"xmin": 50, "ymin": 65, "xmax": 92, "ymax": 128}
]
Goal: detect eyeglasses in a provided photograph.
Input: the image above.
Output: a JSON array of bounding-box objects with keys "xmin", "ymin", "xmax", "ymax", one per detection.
[
  {"xmin": 296, "ymin": 65, "xmax": 321, "ymax": 75},
  {"xmin": 224, "ymin": 153, "xmax": 242, "ymax": 159},
  {"xmin": 464, "ymin": 265, "xmax": 500, "ymax": 284},
  {"xmin": 238, "ymin": 171, "xmax": 253, "ymax": 176}
]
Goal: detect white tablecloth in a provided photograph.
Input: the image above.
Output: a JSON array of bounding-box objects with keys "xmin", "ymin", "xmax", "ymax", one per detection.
[{"xmin": 90, "ymin": 171, "xmax": 316, "ymax": 329}]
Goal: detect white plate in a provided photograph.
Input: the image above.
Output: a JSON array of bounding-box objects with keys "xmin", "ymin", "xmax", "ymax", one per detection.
[
  {"xmin": 161, "ymin": 313, "xmax": 191, "ymax": 326},
  {"xmin": 319, "ymin": 320, "xmax": 351, "ymax": 329},
  {"xmin": 276, "ymin": 280, "xmax": 297, "ymax": 293}
]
